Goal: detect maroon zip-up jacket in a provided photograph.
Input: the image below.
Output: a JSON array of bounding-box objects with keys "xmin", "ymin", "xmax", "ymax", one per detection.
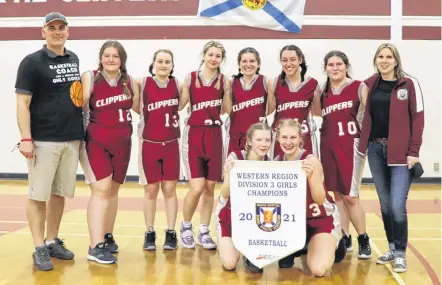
[{"xmin": 358, "ymin": 73, "xmax": 424, "ymax": 165}]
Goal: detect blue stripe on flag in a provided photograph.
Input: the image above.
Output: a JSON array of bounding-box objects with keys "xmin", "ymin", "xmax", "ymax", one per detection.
[
  {"xmin": 263, "ymin": 2, "xmax": 301, "ymax": 33},
  {"xmin": 199, "ymin": 0, "xmax": 243, "ymax": 17}
]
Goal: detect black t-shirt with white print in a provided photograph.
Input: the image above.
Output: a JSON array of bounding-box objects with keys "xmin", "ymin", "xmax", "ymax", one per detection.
[{"xmin": 15, "ymin": 45, "xmax": 83, "ymax": 141}]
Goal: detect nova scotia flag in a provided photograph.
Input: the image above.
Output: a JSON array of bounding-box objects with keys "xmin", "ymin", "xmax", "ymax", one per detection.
[{"xmin": 197, "ymin": 0, "xmax": 306, "ymax": 33}]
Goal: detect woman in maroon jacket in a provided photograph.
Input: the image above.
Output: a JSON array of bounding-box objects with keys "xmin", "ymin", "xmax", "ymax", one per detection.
[{"xmin": 358, "ymin": 43, "xmax": 424, "ymax": 273}]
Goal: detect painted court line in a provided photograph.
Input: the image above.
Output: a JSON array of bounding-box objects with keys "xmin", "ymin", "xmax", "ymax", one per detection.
[
  {"xmin": 370, "ymin": 240, "xmax": 407, "ymax": 285},
  {"xmin": 0, "ymin": 221, "xmax": 440, "ymax": 230},
  {"xmin": 2, "ymin": 231, "xmax": 440, "ymax": 242}
]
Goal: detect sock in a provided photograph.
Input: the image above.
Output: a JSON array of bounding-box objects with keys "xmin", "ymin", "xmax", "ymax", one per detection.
[
  {"xmin": 388, "ymin": 243, "xmax": 395, "ymax": 252},
  {"xmin": 218, "ymin": 195, "xmax": 228, "ymax": 206},
  {"xmin": 45, "ymin": 240, "xmax": 56, "ymax": 246},
  {"xmin": 199, "ymin": 224, "xmax": 208, "ymax": 233},
  {"xmin": 182, "ymin": 221, "xmax": 192, "ymax": 227}
]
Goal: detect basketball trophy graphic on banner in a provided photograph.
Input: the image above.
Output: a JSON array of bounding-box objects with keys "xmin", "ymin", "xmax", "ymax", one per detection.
[{"xmin": 230, "ymin": 160, "xmax": 307, "ymax": 269}]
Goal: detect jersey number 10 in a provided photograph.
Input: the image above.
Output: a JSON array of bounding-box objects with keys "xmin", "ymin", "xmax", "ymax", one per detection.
[{"xmin": 337, "ymin": 121, "xmax": 357, "ymax": 136}]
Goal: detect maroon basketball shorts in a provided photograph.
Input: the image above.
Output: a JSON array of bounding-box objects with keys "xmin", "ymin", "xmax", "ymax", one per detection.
[
  {"xmin": 81, "ymin": 127, "xmax": 132, "ymax": 184},
  {"xmin": 217, "ymin": 203, "xmax": 232, "ymax": 238},
  {"xmin": 307, "ymin": 216, "xmax": 336, "ymax": 240},
  {"xmin": 272, "ymin": 133, "xmax": 313, "ymax": 159},
  {"xmin": 139, "ymin": 139, "xmax": 180, "ymax": 184},
  {"xmin": 227, "ymin": 133, "xmax": 247, "ymax": 154},
  {"xmin": 182, "ymin": 126, "xmax": 223, "ymax": 181},
  {"xmin": 320, "ymin": 137, "xmax": 366, "ymax": 197}
]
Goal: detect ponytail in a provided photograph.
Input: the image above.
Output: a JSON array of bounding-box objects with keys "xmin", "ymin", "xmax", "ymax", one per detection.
[
  {"xmin": 149, "ymin": 63, "xmax": 155, "ymax": 77},
  {"xmin": 300, "ymin": 61, "xmax": 307, "ymax": 82}
]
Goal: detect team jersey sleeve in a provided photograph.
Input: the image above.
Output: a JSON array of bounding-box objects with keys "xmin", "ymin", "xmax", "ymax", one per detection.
[
  {"xmin": 174, "ymin": 77, "xmax": 180, "ymax": 91},
  {"xmin": 223, "ymin": 73, "xmax": 228, "ymax": 93},
  {"xmin": 357, "ymin": 82, "xmax": 367, "ymax": 102},
  {"xmin": 86, "ymin": 71, "xmax": 94, "ymax": 95},
  {"xmin": 15, "ymin": 55, "xmax": 36, "ymax": 95},
  {"xmin": 262, "ymin": 75, "xmax": 268, "ymax": 93},
  {"xmin": 184, "ymin": 73, "xmax": 192, "ymax": 88},
  {"xmin": 271, "ymin": 76, "xmax": 279, "ymax": 94},
  {"xmin": 356, "ymin": 82, "xmax": 367, "ymax": 127}
]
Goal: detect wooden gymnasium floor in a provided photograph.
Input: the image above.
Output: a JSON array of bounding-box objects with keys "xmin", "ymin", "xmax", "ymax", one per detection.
[{"xmin": 0, "ymin": 181, "xmax": 440, "ymax": 285}]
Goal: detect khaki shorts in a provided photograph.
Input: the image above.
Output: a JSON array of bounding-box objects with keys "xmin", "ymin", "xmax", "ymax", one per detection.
[{"xmin": 27, "ymin": 141, "xmax": 80, "ymax": 201}]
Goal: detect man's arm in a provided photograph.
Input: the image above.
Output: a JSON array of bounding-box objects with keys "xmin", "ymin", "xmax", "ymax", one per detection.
[{"xmin": 15, "ymin": 55, "xmax": 36, "ymax": 159}]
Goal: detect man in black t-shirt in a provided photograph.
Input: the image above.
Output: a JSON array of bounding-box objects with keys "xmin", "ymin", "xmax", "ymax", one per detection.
[{"xmin": 15, "ymin": 12, "xmax": 83, "ymax": 271}]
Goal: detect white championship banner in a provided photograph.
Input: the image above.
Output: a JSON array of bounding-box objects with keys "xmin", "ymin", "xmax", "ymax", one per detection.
[{"xmin": 230, "ymin": 160, "xmax": 307, "ymax": 269}]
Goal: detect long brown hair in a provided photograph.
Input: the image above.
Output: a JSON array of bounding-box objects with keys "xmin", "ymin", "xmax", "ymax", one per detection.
[
  {"xmin": 279, "ymin": 44, "xmax": 307, "ymax": 86},
  {"xmin": 94, "ymin": 40, "xmax": 132, "ymax": 98},
  {"xmin": 373, "ymin": 43, "xmax": 406, "ymax": 79}
]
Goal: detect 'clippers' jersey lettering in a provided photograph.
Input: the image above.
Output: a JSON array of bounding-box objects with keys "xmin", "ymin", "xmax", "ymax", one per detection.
[
  {"xmin": 139, "ymin": 76, "xmax": 180, "ymax": 141},
  {"xmin": 187, "ymin": 71, "xmax": 225, "ymax": 126},
  {"xmin": 272, "ymin": 76, "xmax": 317, "ymax": 134},
  {"xmin": 320, "ymin": 80, "xmax": 363, "ymax": 139},
  {"xmin": 229, "ymin": 75, "xmax": 267, "ymax": 136},
  {"xmin": 88, "ymin": 70, "xmax": 134, "ymax": 129}
]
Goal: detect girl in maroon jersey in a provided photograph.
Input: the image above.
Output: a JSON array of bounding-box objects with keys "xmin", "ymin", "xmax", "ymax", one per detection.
[
  {"xmin": 136, "ymin": 49, "xmax": 181, "ymax": 251},
  {"xmin": 80, "ymin": 40, "xmax": 139, "ymax": 264},
  {"xmin": 216, "ymin": 122, "xmax": 272, "ymax": 273},
  {"xmin": 267, "ymin": 44, "xmax": 321, "ymax": 159},
  {"xmin": 178, "ymin": 41, "xmax": 232, "ymax": 250},
  {"xmin": 225, "ymin": 47, "xmax": 270, "ymax": 154},
  {"xmin": 312, "ymin": 50, "xmax": 371, "ymax": 259},
  {"xmin": 275, "ymin": 119, "xmax": 344, "ymax": 276}
]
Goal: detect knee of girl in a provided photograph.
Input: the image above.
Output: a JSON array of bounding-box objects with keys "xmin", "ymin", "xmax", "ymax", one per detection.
[
  {"xmin": 92, "ymin": 187, "xmax": 113, "ymax": 199},
  {"xmin": 162, "ymin": 188, "xmax": 177, "ymax": 199},
  {"xmin": 222, "ymin": 257, "xmax": 239, "ymax": 271},
  {"xmin": 342, "ymin": 195, "xmax": 358, "ymax": 206},
  {"xmin": 309, "ymin": 262, "xmax": 328, "ymax": 277}
]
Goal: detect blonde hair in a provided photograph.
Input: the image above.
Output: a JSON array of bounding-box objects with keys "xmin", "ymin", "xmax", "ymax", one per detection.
[
  {"xmin": 244, "ymin": 122, "xmax": 272, "ymax": 154},
  {"xmin": 195, "ymin": 40, "xmax": 226, "ymax": 90},
  {"xmin": 373, "ymin": 43, "xmax": 406, "ymax": 79},
  {"xmin": 275, "ymin": 119, "xmax": 304, "ymax": 148}
]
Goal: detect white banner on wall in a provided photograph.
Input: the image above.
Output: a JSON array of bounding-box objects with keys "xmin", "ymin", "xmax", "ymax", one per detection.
[{"xmin": 230, "ymin": 160, "xmax": 307, "ymax": 269}]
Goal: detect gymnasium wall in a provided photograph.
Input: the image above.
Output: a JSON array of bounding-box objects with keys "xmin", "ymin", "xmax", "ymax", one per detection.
[{"xmin": 0, "ymin": 0, "xmax": 440, "ymax": 181}]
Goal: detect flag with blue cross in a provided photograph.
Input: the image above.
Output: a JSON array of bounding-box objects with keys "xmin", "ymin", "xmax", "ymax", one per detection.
[{"xmin": 197, "ymin": 0, "xmax": 306, "ymax": 33}]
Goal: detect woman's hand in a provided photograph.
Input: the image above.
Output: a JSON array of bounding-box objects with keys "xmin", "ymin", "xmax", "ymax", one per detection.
[
  {"xmin": 301, "ymin": 159, "xmax": 316, "ymax": 179},
  {"xmin": 407, "ymin": 156, "xmax": 419, "ymax": 170},
  {"xmin": 223, "ymin": 156, "xmax": 235, "ymax": 180}
]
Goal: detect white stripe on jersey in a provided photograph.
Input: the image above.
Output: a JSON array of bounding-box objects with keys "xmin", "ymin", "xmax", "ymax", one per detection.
[
  {"xmin": 407, "ymin": 76, "xmax": 424, "ymax": 113},
  {"xmin": 79, "ymin": 141, "xmax": 97, "ymax": 185},
  {"xmin": 349, "ymin": 138, "xmax": 366, "ymax": 197}
]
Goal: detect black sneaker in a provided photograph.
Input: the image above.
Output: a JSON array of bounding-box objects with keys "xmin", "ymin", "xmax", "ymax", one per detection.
[
  {"xmin": 334, "ymin": 237, "xmax": 347, "ymax": 263},
  {"xmin": 87, "ymin": 242, "xmax": 117, "ymax": 264},
  {"xmin": 357, "ymin": 233, "xmax": 372, "ymax": 259},
  {"xmin": 163, "ymin": 230, "xmax": 178, "ymax": 250},
  {"xmin": 294, "ymin": 243, "xmax": 308, "ymax": 257},
  {"xmin": 143, "ymin": 230, "xmax": 156, "ymax": 251},
  {"xmin": 243, "ymin": 257, "xmax": 263, "ymax": 273},
  {"xmin": 278, "ymin": 253, "xmax": 295, "ymax": 268},
  {"xmin": 343, "ymin": 234, "xmax": 353, "ymax": 252},
  {"xmin": 47, "ymin": 238, "xmax": 75, "ymax": 260},
  {"xmin": 105, "ymin": 233, "xmax": 119, "ymax": 254},
  {"xmin": 33, "ymin": 246, "xmax": 54, "ymax": 271}
]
